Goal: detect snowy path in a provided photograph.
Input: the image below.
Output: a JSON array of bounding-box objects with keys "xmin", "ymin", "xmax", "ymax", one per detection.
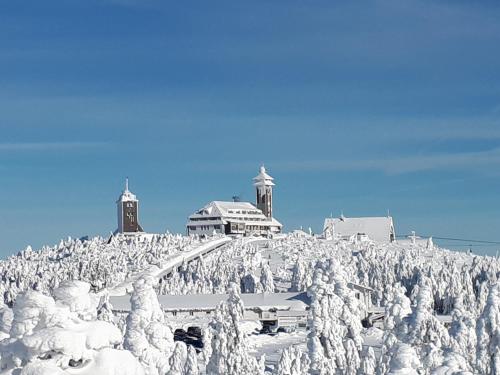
[
  {"xmin": 248, "ymin": 330, "xmax": 307, "ymax": 367},
  {"xmin": 107, "ymin": 236, "xmax": 233, "ymax": 296}
]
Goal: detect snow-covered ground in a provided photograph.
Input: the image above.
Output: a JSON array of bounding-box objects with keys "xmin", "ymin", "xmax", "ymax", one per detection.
[{"xmin": 0, "ymin": 232, "xmax": 498, "ymax": 374}]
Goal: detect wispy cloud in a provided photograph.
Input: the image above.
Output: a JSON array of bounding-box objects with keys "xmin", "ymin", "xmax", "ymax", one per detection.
[
  {"xmin": 273, "ymin": 148, "xmax": 500, "ymax": 175},
  {"xmin": 0, "ymin": 142, "xmax": 111, "ymax": 152},
  {"xmin": 192, "ymin": 148, "xmax": 500, "ymax": 175}
]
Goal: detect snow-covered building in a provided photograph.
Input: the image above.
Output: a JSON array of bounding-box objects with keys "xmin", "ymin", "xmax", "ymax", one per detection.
[
  {"xmin": 111, "ymin": 286, "xmax": 376, "ymax": 329},
  {"xmin": 323, "ymin": 215, "xmax": 396, "ymax": 243},
  {"xmin": 116, "ymin": 178, "xmax": 144, "ymax": 234},
  {"xmin": 112, "ymin": 292, "xmax": 309, "ymax": 330},
  {"xmin": 186, "ymin": 166, "xmax": 282, "ymax": 236}
]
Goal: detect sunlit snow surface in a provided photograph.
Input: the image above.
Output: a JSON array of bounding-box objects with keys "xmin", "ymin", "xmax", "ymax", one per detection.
[{"xmin": 0, "ymin": 232, "xmax": 497, "ymax": 374}]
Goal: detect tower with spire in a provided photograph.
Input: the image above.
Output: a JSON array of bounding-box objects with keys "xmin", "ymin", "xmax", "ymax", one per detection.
[
  {"xmin": 253, "ymin": 165, "xmax": 275, "ymax": 219},
  {"xmin": 116, "ymin": 178, "xmax": 143, "ymax": 234}
]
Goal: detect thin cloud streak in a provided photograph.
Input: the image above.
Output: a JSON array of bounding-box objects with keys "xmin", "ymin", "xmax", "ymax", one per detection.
[
  {"xmin": 0, "ymin": 142, "xmax": 112, "ymax": 152},
  {"xmin": 190, "ymin": 148, "xmax": 500, "ymax": 175},
  {"xmin": 274, "ymin": 148, "xmax": 500, "ymax": 174}
]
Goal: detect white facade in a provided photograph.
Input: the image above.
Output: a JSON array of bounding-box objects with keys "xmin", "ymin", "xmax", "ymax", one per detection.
[
  {"xmin": 186, "ymin": 201, "xmax": 282, "ymax": 236},
  {"xmin": 323, "ymin": 215, "xmax": 396, "ymax": 243},
  {"xmin": 186, "ymin": 165, "xmax": 282, "ymax": 237}
]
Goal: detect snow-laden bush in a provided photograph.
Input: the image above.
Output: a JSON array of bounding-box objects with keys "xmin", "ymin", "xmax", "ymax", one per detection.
[{"xmin": 0, "ymin": 281, "xmax": 143, "ymax": 375}]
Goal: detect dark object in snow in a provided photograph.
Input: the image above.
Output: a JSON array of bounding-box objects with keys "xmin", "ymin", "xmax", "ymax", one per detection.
[
  {"xmin": 174, "ymin": 328, "xmax": 204, "ymax": 351},
  {"xmin": 187, "ymin": 326, "xmax": 202, "ymax": 339}
]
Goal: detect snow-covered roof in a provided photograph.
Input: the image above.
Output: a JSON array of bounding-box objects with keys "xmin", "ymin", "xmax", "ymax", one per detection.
[
  {"xmin": 324, "ymin": 216, "xmax": 395, "ymax": 243},
  {"xmin": 110, "ymin": 292, "xmax": 309, "ymax": 313},
  {"xmin": 253, "ymin": 165, "xmax": 275, "ymax": 187},
  {"xmin": 188, "ymin": 201, "xmax": 282, "ymax": 228},
  {"xmin": 116, "ymin": 178, "xmax": 138, "ymax": 203}
]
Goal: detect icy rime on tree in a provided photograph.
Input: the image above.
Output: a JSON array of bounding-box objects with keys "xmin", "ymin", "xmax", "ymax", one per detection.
[
  {"xmin": 306, "ymin": 259, "xmax": 363, "ymax": 375},
  {"xmin": 0, "ymin": 234, "xmax": 205, "ymax": 307},
  {"xmin": 206, "ymin": 283, "xmax": 263, "ymax": 375},
  {"xmin": 0, "ymin": 281, "xmax": 144, "ymax": 374},
  {"xmin": 124, "ymin": 275, "xmax": 174, "ymax": 375}
]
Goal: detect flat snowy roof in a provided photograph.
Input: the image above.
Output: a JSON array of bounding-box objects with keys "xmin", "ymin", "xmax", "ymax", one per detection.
[{"xmin": 111, "ymin": 292, "xmax": 309, "ymax": 312}]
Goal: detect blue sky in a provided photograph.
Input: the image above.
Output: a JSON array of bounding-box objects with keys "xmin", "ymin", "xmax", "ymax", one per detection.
[{"xmin": 1, "ymin": 0, "xmax": 500, "ymax": 257}]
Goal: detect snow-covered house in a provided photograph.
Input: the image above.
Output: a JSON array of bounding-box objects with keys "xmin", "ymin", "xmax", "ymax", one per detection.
[
  {"xmin": 111, "ymin": 292, "xmax": 309, "ymax": 330},
  {"xmin": 323, "ymin": 215, "xmax": 396, "ymax": 243},
  {"xmin": 186, "ymin": 201, "xmax": 282, "ymax": 236},
  {"xmin": 186, "ymin": 166, "xmax": 282, "ymax": 236}
]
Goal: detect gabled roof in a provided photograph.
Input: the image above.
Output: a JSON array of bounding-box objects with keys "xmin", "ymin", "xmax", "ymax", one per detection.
[
  {"xmin": 213, "ymin": 201, "xmax": 261, "ymax": 215},
  {"xmin": 324, "ymin": 216, "xmax": 395, "ymax": 243},
  {"xmin": 191, "ymin": 201, "xmax": 262, "ymax": 218},
  {"xmin": 188, "ymin": 201, "xmax": 282, "ymax": 227}
]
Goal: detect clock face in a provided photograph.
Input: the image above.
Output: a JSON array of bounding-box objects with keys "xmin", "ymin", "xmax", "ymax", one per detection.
[{"xmin": 123, "ymin": 201, "xmax": 138, "ymax": 231}]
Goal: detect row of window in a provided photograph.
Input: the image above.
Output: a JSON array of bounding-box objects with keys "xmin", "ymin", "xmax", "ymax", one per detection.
[
  {"xmin": 188, "ymin": 225, "xmax": 222, "ymax": 231},
  {"xmin": 227, "ymin": 210, "xmax": 261, "ymax": 215},
  {"xmin": 189, "ymin": 223, "xmax": 270, "ymax": 232},
  {"xmin": 190, "ymin": 216, "xmax": 267, "ymax": 222},
  {"xmin": 226, "ymin": 216, "xmax": 267, "ymax": 222},
  {"xmin": 189, "ymin": 217, "xmax": 220, "ymax": 222}
]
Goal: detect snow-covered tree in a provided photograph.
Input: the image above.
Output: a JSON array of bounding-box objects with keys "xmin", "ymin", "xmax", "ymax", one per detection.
[
  {"xmin": 274, "ymin": 346, "xmax": 308, "ymax": 375},
  {"xmin": 0, "ymin": 283, "xmax": 144, "ymax": 374},
  {"xmin": 476, "ymin": 282, "xmax": 500, "ymax": 374},
  {"xmin": 240, "ymin": 268, "xmax": 258, "ymax": 293},
  {"xmin": 167, "ymin": 342, "xmax": 187, "ymax": 375},
  {"xmin": 361, "ymin": 346, "xmax": 376, "ymax": 375},
  {"xmin": 384, "ymin": 283, "xmax": 411, "ymax": 332},
  {"xmin": 431, "ymin": 352, "xmax": 473, "ymax": 375},
  {"xmin": 307, "ymin": 259, "xmax": 363, "ymax": 375},
  {"xmin": 291, "ymin": 258, "xmax": 307, "ymax": 292},
  {"xmin": 206, "ymin": 283, "xmax": 262, "ymax": 375},
  {"xmin": 387, "ymin": 343, "xmax": 421, "ymax": 375},
  {"xmin": 448, "ymin": 295, "xmax": 476, "ymax": 368},
  {"xmin": 96, "ymin": 291, "xmax": 115, "ymax": 323},
  {"xmin": 124, "ymin": 275, "xmax": 174, "ymax": 375},
  {"xmin": 260, "ymin": 262, "xmax": 275, "ymax": 293},
  {"xmin": 403, "ymin": 280, "xmax": 450, "ymax": 371},
  {"xmin": 184, "ymin": 344, "xmax": 199, "ymax": 375}
]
